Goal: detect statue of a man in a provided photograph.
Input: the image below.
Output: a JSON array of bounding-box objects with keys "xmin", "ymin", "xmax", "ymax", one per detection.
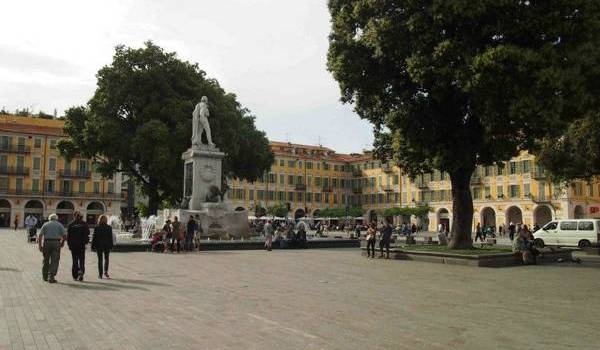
[{"xmin": 192, "ymin": 96, "xmax": 214, "ymax": 147}]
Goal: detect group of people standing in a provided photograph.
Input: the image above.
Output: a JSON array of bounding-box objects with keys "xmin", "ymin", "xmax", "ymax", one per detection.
[
  {"xmin": 152, "ymin": 215, "xmax": 202, "ymax": 253},
  {"xmin": 37, "ymin": 212, "xmax": 114, "ymax": 283},
  {"xmin": 365, "ymin": 221, "xmax": 393, "ymax": 259}
]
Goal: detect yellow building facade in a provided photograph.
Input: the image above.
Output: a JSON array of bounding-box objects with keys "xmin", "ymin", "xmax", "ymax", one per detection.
[
  {"xmin": 229, "ymin": 142, "xmax": 600, "ymax": 231},
  {"xmin": 0, "ymin": 115, "xmax": 123, "ymax": 227}
]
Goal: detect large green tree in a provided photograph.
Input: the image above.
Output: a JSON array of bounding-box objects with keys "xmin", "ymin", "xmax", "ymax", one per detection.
[
  {"xmin": 59, "ymin": 42, "xmax": 274, "ymax": 214},
  {"xmin": 327, "ymin": 1, "xmax": 600, "ymax": 248}
]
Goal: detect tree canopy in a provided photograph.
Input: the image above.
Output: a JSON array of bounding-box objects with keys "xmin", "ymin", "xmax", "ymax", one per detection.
[
  {"xmin": 328, "ymin": 0, "xmax": 600, "ymax": 248},
  {"xmin": 59, "ymin": 42, "xmax": 274, "ymax": 214},
  {"xmin": 382, "ymin": 206, "xmax": 431, "ymax": 219}
]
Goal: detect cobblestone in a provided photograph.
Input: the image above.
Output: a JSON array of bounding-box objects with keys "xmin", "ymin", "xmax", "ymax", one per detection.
[{"xmin": 1, "ymin": 228, "xmax": 600, "ymax": 349}]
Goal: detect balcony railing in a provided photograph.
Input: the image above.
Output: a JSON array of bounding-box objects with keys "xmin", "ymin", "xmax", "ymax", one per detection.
[
  {"xmin": 380, "ymin": 185, "xmax": 393, "ymax": 192},
  {"xmin": 381, "ymin": 163, "xmax": 393, "ymax": 173},
  {"xmin": 59, "ymin": 169, "xmax": 91, "ymax": 179},
  {"xmin": 0, "ymin": 188, "xmax": 123, "ymax": 199},
  {"xmin": 321, "ymin": 185, "xmax": 333, "ymax": 192},
  {"xmin": 0, "ymin": 166, "xmax": 29, "ymax": 175},
  {"xmin": 0, "ymin": 144, "xmax": 30, "ymax": 153}
]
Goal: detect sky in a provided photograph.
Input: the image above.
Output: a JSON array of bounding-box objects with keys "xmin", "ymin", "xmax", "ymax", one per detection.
[{"xmin": 0, "ymin": 0, "xmax": 374, "ymax": 154}]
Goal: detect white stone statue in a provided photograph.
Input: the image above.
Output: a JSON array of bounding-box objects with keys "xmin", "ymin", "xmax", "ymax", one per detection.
[{"xmin": 192, "ymin": 96, "xmax": 214, "ymax": 147}]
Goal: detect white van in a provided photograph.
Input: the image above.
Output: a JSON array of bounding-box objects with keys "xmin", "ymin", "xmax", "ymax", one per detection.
[{"xmin": 533, "ymin": 219, "xmax": 600, "ymax": 248}]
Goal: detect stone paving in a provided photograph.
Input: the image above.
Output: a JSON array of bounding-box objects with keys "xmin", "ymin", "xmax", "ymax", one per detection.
[{"xmin": 1, "ymin": 228, "xmax": 600, "ymax": 350}]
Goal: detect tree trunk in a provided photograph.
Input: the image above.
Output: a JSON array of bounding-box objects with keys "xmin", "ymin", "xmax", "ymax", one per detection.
[
  {"xmin": 147, "ymin": 180, "xmax": 160, "ymax": 215},
  {"xmin": 448, "ymin": 170, "xmax": 475, "ymax": 249}
]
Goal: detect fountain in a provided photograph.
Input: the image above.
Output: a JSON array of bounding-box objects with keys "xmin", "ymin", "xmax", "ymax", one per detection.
[{"xmin": 141, "ymin": 215, "xmax": 158, "ymax": 241}]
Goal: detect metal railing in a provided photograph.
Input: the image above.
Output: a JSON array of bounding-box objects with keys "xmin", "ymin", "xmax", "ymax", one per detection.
[
  {"xmin": 0, "ymin": 166, "xmax": 29, "ymax": 175},
  {"xmin": 59, "ymin": 169, "xmax": 92, "ymax": 178},
  {"xmin": 0, "ymin": 188, "xmax": 123, "ymax": 199},
  {"xmin": 0, "ymin": 144, "xmax": 30, "ymax": 153}
]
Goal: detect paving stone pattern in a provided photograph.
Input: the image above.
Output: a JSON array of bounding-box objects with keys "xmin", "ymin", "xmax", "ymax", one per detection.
[{"xmin": 1, "ymin": 229, "xmax": 600, "ymax": 350}]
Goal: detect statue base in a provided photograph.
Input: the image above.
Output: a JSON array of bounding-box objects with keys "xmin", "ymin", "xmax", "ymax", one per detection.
[{"xmin": 182, "ymin": 145, "xmax": 225, "ymax": 211}]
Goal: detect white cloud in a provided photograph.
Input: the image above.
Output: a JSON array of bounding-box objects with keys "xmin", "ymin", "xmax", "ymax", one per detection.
[{"xmin": 0, "ymin": 0, "xmax": 373, "ymax": 153}]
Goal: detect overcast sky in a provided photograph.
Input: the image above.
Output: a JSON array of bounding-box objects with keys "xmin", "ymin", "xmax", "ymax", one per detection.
[{"xmin": 0, "ymin": 0, "xmax": 374, "ymax": 153}]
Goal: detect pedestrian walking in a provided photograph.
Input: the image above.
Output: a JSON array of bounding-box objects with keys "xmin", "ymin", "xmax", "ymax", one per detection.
[
  {"xmin": 379, "ymin": 221, "xmax": 392, "ymax": 259},
  {"xmin": 185, "ymin": 216, "xmax": 196, "ymax": 252},
  {"xmin": 263, "ymin": 220, "xmax": 274, "ymax": 251},
  {"xmin": 91, "ymin": 215, "xmax": 114, "ymax": 279},
  {"xmin": 38, "ymin": 214, "xmax": 66, "ymax": 283},
  {"xmin": 474, "ymin": 222, "xmax": 484, "ymax": 242},
  {"xmin": 25, "ymin": 214, "xmax": 38, "ymax": 241},
  {"xmin": 366, "ymin": 223, "xmax": 376, "ymax": 258},
  {"xmin": 67, "ymin": 211, "xmax": 90, "ymax": 282},
  {"xmin": 13, "ymin": 214, "xmax": 19, "ymax": 230},
  {"xmin": 509, "ymin": 222, "xmax": 516, "ymax": 241}
]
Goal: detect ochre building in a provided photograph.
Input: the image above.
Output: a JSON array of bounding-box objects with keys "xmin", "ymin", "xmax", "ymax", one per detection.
[
  {"xmin": 228, "ymin": 142, "xmax": 600, "ymax": 231},
  {"xmin": 0, "ymin": 115, "xmax": 123, "ymax": 227}
]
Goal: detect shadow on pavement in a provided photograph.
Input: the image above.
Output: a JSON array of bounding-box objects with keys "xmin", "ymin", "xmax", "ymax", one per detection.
[
  {"xmin": 0, "ymin": 267, "xmax": 22, "ymax": 272},
  {"xmin": 62, "ymin": 280, "xmax": 150, "ymax": 292},
  {"xmin": 110, "ymin": 278, "xmax": 172, "ymax": 287}
]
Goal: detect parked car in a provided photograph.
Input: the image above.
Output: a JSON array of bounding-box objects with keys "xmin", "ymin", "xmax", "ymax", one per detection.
[{"xmin": 533, "ymin": 219, "xmax": 600, "ymax": 249}]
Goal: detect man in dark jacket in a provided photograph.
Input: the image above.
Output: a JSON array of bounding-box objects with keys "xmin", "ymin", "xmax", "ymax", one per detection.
[
  {"xmin": 67, "ymin": 211, "xmax": 90, "ymax": 281},
  {"xmin": 379, "ymin": 221, "xmax": 393, "ymax": 259}
]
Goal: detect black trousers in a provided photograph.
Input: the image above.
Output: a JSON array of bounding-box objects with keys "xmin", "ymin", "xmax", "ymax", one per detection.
[
  {"xmin": 379, "ymin": 239, "xmax": 390, "ymax": 256},
  {"xmin": 96, "ymin": 249, "xmax": 110, "ymax": 275},
  {"xmin": 71, "ymin": 248, "xmax": 85, "ymax": 279},
  {"xmin": 366, "ymin": 239, "xmax": 376, "ymax": 257}
]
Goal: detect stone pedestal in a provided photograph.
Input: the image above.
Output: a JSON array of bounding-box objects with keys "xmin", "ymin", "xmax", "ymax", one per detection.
[{"xmin": 182, "ymin": 145, "xmax": 225, "ymax": 211}]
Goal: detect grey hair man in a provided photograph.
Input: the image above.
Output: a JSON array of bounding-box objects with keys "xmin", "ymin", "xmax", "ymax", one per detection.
[{"xmin": 38, "ymin": 214, "xmax": 66, "ymax": 283}]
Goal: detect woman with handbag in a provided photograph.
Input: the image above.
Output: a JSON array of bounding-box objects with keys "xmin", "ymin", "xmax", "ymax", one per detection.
[
  {"xmin": 365, "ymin": 223, "xmax": 377, "ymax": 258},
  {"xmin": 91, "ymin": 215, "xmax": 114, "ymax": 279}
]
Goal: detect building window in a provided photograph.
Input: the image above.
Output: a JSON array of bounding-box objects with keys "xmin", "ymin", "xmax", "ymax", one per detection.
[
  {"xmin": 325, "ymin": 193, "xmax": 330, "ymax": 203},
  {"xmin": 279, "ymin": 174, "xmax": 284, "ymax": 185},
  {"xmin": 268, "ymin": 191, "xmax": 275, "ymax": 200},
  {"xmin": 497, "ymin": 164, "xmax": 504, "ymax": 176},
  {"xmin": 288, "ymin": 175, "xmax": 295, "ymax": 185},
  {"xmin": 108, "ymin": 182, "xmax": 114, "ymax": 193},
  {"xmin": 334, "ymin": 165, "xmax": 339, "ymax": 172},
  {"xmin": 32, "ymin": 179, "xmax": 40, "ymax": 192},
  {"xmin": 288, "ymin": 192, "xmax": 294, "ymax": 201},
  {"xmin": 93, "ymin": 181, "xmax": 100, "ymax": 193},
  {"xmin": 34, "ymin": 138, "xmax": 42, "ymax": 148},
  {"xmin": 497, "ymin": 185, "xmax": 504, "ymax": 198},
  {"xmin": 15, "ymin": 178, "xmax": 23, "ymax": 192},
  {"xmin": 323, "ymin": 163, "xmax": 330, "ymax": 171},
  {"xmin": 306, "ymin": 192, "xmax": 312, "ymax": 202},
  {"xmin": 278, "ymin": 191, "xmax": 285, "ymax": 201},
  {"xmin": 48, "ymin": 158, "xmax": 56, "ymax": 171},
  {"xmin": 509, "ymin": 185, "xmax": 520, "ymax": 198},
  {"xmin": 509, "ymin": 161, "xmax": 517, "ymax": 175},
  {"xmin": 79, "ymin": 181, "xmax": 86, "ymax": 193},
  {"xmin": 249, "ymin": 190, "xmax": 254, "ymax": 200},
  {"xmin": 297, "ymin": 192, "xmax": 303, "ymax": 202},
  {"xmin": 524, "ymin": 183, "xmax": 530, "ymax": 196},
  {"xmin": 522, "ymin": 160, "xmax": 531, "ymax": 173},
  {"xmin": 315, "ymin": 193, "xmax": 322, "ymax": 202},
  {"xmin": 33, "ymin": 157, "xmax": 41, "ymax": 171},
  {"xmin": 288, "ymin": 160, "xmax": 295, "ymax": 168},
  {"xmin": 472, "ymin": 187, "xmax": 481, "ymax": 199},
  {"xmin": 279, "ymin": 159, "xmax": 284, "ymax": 167},
  {"xmin": 45, "ymin": 180, "xmax": 55, "ymax": 193},
  {"xmin": 49, "ymin": 139, "xmax": 57, "ymax": 149},
  {"xmin": 306, "ymin": 162, "xmax": 313, "ymax": 169},
  {"xmin": 484, "ymin": 186, "xmax": 491, "ymax": 198},
  {"xmin": 268, "ymin": 173, "xmax": 275, "ymax": 183}
]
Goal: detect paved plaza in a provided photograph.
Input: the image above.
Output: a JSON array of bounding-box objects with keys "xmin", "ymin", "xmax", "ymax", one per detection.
[{"xmin": 1, "ymin": 229, "xmax": 600, "ymax": 350}]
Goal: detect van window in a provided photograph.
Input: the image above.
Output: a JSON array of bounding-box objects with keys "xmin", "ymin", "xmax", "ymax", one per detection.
[
  {"xmin": 543, "ymin": 222, "xmax": 558, "ymax": 230},
  {"xmin": 578, "ymin": 221, "xmax": 594, "ymax": 231},
  {"xmin": 560, "ymin": 221, "xmax": 577, "ymax": 230}
]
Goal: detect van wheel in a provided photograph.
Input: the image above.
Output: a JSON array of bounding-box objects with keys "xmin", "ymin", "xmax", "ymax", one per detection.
[
  {"xmin": 534, "ymin": 238, "xmax": 545, "ymax": 249},
  {"xmin": 578, "ymin": 240, "xmax": 591, "ymax": 249}
]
